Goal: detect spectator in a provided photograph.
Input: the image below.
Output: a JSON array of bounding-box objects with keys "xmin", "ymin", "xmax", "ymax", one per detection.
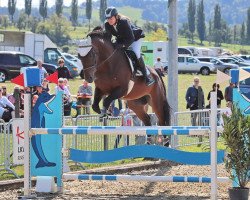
[
  {"xmin": 2, "ymin": 85, "xmax": 10, "ymax": 98},
  {"xmin": 207, "ymin": 83, "xmax": 224, "ymax": 108},
  {"xmin": 0, "ymin": 87, "xmax": 15, "ymax": 122},
  {"xmin": 37, "ymin": 59, "xmax": 48, "ymax": 83},
  {"xmin": 224, "ymin": 82, "xmax": 234, "ymax": 109},
  {"xmin": 55, "ymin": 78, "xmax": 71, "ymax": 116},
  {"xmin": 56, "ymin": 58, "xmax": 71, "ymax": 79},
  {"xmin": 42, "ymin": 78, "xmax": 50, "ymax": 93},
  {"xmin": 76, "ymin": 80, "xmax": 92, "ymax": 115},
  {"xmin": 185, "ymin": 77, "xmax": 204, "ymax": 125},
  {"xmin": 154, "ymin": 57, "xmax": 164, "ymax": 76},
  {"xmin": 32, "ymin": 95, "xmax": 39, "ymax": 107},
  {"xmin": 33, "ymin": 86, "xmax": 43, "ymax": 96}
]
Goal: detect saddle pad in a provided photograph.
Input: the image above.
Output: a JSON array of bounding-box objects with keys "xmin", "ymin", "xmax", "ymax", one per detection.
[{"xmin": 124, "ymin": 51, "xmax": 143, "ymax": 76}]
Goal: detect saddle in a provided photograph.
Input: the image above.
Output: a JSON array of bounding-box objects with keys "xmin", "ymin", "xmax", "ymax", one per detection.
[{"xmin": 124, "ymin": 50, "xmax": 143, "ymax": 77}]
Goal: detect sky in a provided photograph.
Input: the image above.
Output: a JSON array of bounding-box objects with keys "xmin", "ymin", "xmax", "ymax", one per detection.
[{"xmin": 0, "ymin": 0, "xmax": 86, "ymax": 8}]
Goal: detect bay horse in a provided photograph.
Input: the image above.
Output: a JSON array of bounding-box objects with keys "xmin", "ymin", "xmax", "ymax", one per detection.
[{"xmin": 78, "ymin": 27, "xmax": 171, "ymax": 131}]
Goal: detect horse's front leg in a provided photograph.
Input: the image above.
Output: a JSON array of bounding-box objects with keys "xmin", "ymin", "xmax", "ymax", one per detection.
[
  {"xmin": 92, "ymin": 87, "xmax": 103, "ymax": 114},
  {"xmin": 101, "ymin": 87, "xmax": 125, "ymax": 116}
]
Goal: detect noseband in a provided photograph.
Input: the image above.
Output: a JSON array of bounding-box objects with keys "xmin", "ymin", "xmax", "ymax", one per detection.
[{"xmin": 79, "ymin": 42, "xmax": 118, "ymax": 72}]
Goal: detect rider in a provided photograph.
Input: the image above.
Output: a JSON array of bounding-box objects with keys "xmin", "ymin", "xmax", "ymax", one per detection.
[{"xmin": 104, "ymin": 7, "xmax": 155, "ymax": 86}]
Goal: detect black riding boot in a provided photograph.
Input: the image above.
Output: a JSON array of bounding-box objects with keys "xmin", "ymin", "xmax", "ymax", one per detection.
[{"xmin": 138, "ymin": 57, "xmax": 155, "ymax": 86}]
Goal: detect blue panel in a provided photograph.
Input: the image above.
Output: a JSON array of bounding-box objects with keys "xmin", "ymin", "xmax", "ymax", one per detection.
[
  {"xmin": 47, "ymin": 128, "xmax": 59, "ymax": 134},
  {"xmin": 187, "ymin": 176, "xmax": 199, "ymax": 182},
  {"xmin": 201, "ymin": 177, "xmax": 211, "ymax": 183},
  {"xmin": 104, "ymin": 126, "xmax": 116, "ymax": 129},
  {"xmin": 91, "ymin": 126, "xmax": 103, "ymax": 129},
  {"xmin": 79, "ymin": 174, "xmax": 90, "ymax": 180},
  {"xmin": 76, "ymin": 128, "xmax": 87, "ymax": 134},
  {"xmin": 176, "ymin": 129, "xmax": 189, "ymax": 135},
  {"xmin": 173, "ymin": 176, "xmax": 185, "ymax": 182},
  {"xmin": 25, "ymin": 68, "xmax": 41, "ymax": 87},
  {"xmin": 146, "ymin": 129, "xmax": 158, "ymax": 135},
  {"xmin": 69, "ymin": 145, "xmax": 225, "ymax": 165},
  {"xmin": 61, "ymin": 128, "xmax": 73, "ymax": 134},
  {"xmin": 161, "ymin": 129, "xmax": 174, "ymax": 135},
  {"xmin": 92, "ymin": 175, "xmax": 104, "ymax": 180},
  {"xmin": 105, "ymin": 175, "xmax": 117, "ymax": 181},
  {"xmin": 233, "ymin": 89, "xmax": 250, "ymax": 115}
]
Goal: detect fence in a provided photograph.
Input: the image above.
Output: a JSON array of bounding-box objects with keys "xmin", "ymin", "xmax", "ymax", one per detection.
[{"xmin": 0, "ymin": 109, "xmax": 222, "ymax": 178}]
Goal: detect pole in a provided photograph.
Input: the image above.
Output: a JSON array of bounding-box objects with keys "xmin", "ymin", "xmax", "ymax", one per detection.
[
  {"xmin": 210, "ymin": 92, "xmax": 218, "ymax": 200},
  {"xmin": 167, "ymin": 0, "xmax": 178, "ymax": 124},
  {"xmin": 24, "ymin": 94, "xmax": 31, "ymax": 196}
]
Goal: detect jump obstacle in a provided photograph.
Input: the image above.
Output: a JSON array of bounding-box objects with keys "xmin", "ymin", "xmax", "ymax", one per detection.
[{"xmin": 22, "ymin": 92, "xmax": 227, "ymax": 200}]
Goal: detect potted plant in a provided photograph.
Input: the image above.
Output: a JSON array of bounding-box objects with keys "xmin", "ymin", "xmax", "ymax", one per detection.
[{"xmin": 221, "ymin": 104, "xmax": 250, "ymax": 200}]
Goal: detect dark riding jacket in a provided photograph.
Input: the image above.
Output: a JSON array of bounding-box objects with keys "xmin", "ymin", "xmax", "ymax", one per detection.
[{"xmin": 105, "ymin": 18, "xmax": 145, "ymax": 48}]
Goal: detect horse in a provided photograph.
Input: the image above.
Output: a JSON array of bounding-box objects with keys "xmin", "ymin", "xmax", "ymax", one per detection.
[{"xmin": 78, "ymin": 27, "xmax": 171, "ymax": 137}]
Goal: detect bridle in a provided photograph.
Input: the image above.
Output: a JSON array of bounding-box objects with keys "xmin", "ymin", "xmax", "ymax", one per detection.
[{"xmin": 79, "ymin": 40, "xmax": 118, "ymax": 72}]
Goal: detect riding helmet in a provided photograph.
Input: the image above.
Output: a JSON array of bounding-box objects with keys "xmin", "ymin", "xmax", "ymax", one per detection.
[{"xmin": 105, "ymin": 7, "xmax": 118, "ymax": 19}]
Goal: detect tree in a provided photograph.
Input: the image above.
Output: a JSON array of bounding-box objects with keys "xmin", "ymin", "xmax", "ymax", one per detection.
[
  {"xmin": 187, "ymin": 0, "xmax": 196, "ymax": 43},
  {"xmin": 213, "ymin": 4, "xmax": 221, "ymax": 30},
  {"xmin": 240, "ymin": 22, "xmax": 245, "ymax": 45},
  {"xmin": 208, "ymin": 19, "xmax": 212, "ymax": 45},
  {"xmin": 0, "ymin": 15, "xmax": 9, "ymax": 29},
  {"xmin": 86, "ymin": 0, "xmax": 92, "ymax": 31},
  {"xmin": 196, "ymin": 0, "xmax": 205, "ymax": 44},
  {"xmin": 8, "ymin": 0, "xmax": 16, "ymax": 24},
  {"xmin": 246, "ymin": 8, "xmax": 250, "ymax": 44},
  {"xmin": 25, "ymin": 0, "xmax": 32, "ymax": 17},
  {"xmin": 56, "ymin": 0, "xmax": 63, "ymax": 17},
  {"xmin": 71, "ymin": 0, "xmax": 78, "ymax": 28},
  {"xmin": 39, "ymin": 0, "xmax": 48, "ymax": 21},
  {"xmin": 233, "ymin": 25, "xmax": 237, "ymax": 44},
  {"xmin": 213, "ymin": 4, "xmax": 222, "ymax": 46},
  {"xmin": 17, "ymin": 12, "xmax": 28, "ymax": 30},
  {"xmin": 99, "ymin": 0, "xmax": 107, "ymax": 23}
]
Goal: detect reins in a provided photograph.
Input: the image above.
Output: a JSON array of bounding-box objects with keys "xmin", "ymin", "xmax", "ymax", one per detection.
[{"xmin": 82, "ymin": 48, "xmax": 118, "ymax": 71}]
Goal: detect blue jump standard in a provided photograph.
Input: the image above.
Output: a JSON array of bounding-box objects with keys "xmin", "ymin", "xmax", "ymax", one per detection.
[{"xmin": 69, "ymin": 145, "xmax": 225, "ymax": 165}]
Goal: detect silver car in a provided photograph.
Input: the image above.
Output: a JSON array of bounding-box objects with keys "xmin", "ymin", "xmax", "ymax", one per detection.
[{"xmin": 197, "ymin": 57, "xmax": 239, "ymax": 74}]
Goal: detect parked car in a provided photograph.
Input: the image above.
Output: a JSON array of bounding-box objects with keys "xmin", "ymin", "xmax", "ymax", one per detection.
[
  {"xmin": 238, "ymin": 55, "xmax": 250, "ymax": 62},
  {"xmin": 164, "ymin": 55, "xmax": 215, "ymax": 75},
  {"xmin": 218, "ymin": 57, "xmax": 250, "ymax": 67},
  {"xmin": 0, "ymin": 51, "xmax": 57, "ymax": 82},
  {"xmin": 196, "ymin": 57, "xmax": 238, "ymax": 74},
  {"xmin": 178, "ymin": 47, "xmax": 193, "ymax": 56},
  {"xmin": 62, "ymin": 53, "xmax": 83, "ymax": 75}
]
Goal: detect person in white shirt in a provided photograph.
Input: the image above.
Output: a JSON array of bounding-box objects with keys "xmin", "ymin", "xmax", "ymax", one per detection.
[
  {"xmin": 0, "ymin": 87, "xmax": 15, "ymax": 122},
  {"xmin": 55, "ymin": 78, "xmax": 71, "ymax": 116},
  {"xmin": 37, "ymin": 59, "xmax": 48, "ymax": 83},
  {"xmin": 154, "ymin": 57, "xmax": 164, "ymax": 76}
]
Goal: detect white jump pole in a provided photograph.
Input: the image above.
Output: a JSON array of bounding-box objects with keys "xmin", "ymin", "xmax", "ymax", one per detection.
[
  {"xmin": 210, "ymin": 92, "xmax": 218, "ymax": 200},
  {"xmin": 24, "ymin": 93, "xmax": 31, "ymax": 196}
]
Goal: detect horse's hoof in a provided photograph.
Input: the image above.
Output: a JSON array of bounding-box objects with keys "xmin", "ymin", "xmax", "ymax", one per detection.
[{"xmin": 92, "ymin": 105, "xmax": 101, "ymax": 114}]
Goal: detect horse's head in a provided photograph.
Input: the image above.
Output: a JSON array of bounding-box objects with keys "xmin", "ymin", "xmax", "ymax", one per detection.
[{"xmin": 78, "ymin": 27, "xmax": 113, "ymax": 83}]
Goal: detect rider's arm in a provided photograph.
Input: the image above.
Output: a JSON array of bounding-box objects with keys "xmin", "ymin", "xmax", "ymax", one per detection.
[{"xmin": 119, "ymin": 19, "xmax": 135, "ymax": 48}]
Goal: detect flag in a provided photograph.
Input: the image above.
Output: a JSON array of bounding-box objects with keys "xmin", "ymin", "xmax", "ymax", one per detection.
[
  {"xmin": 238, "ymin": 68, "xmax": 250, "ymax": 82},
  {"xmin": 46, "ymin": 71, "xmax": 58, "ymax": 84},
  {"xmin": 11, "ymin": 74, "xmax": 24, "ymax": 87},
  {"xmin": 216, "ymin": 69, "xmax": 231, "ymax": 84}
]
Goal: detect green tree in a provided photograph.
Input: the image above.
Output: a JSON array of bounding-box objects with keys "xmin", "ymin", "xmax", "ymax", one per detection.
[
  {"xmin": 86, "ymin": 0, "xmax": 92, "ymax": 31},
  {"xmin": 187, "ymin": 0, "xmax": 196, "ymax": 43},
  {"xmin": 17, "ymin": 12, "xmax": 28, "ymax": 30},
  {"xmin": 71, "ymin": 0, "xmax": 78, "ymax": 28},
  {"xmin": 233, "ymin": 25, "xmax": 237, "ymax": 43},
  {"xmin": 213, "ymin": 4, "xmax": 221, "ymax": 30},
  {"xmin": 8, "ymin": 0, "xmax": 16, "ymax": 24},
  {"xmin": 39, "ymin": 0, "xmax": 47, "ymax": 21},
  {"xmin": 240, "ymin": 22, "xmax": 245, "ymax": 45},
  {"xmin": 213, "ymin": 4, "xmax": 222, "ymax": 46},
  {"xmin": 208, "ymin": 19, "xmax": 212, "ymax": 45},
  {"xmin": 0, "ymin": 16, "xmax": 9, "ymax": 29},
  {"xmin": 99, "ymin": 0, "xmax": 107, "ymax": 23},
  {"xmin": 25, "ymin": 0, "xmax": 32, "ymax": 17},
  {"xmin": 36, "ymin": 15, "xmax": 71, "ymax": 46},
  {"xmin": 56, "ymin": 0, "xmax": 63, "ymax": 17},
  {"xmin": 29, "ymin": 16, "xmax": 39, "ymax": 32},
  {"xmin": 196, "ymin": 0, "xmax": 205, "ymax": 44},
  {"xmin": 246, "ymin": 8, "xmax": 250, "ymax": 44}
]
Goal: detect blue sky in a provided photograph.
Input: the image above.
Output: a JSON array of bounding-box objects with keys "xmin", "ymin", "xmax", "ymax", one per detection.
[{"xmin": 0, "ymin": 0, "xmax": 86, "ymax": 8}]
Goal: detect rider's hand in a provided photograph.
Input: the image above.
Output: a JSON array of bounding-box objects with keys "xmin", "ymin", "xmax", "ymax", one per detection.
[{"xmin": 114, "ymin": 43, "xmax": 125, "ymax": 49}]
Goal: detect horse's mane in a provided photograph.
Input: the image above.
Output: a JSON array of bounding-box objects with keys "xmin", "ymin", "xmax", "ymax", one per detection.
[{"xmin": 87, "ymin": 26, "xmax": 111, "ymax": 41}]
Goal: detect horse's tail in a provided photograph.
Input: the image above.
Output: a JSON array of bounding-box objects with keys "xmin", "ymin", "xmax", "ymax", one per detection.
[{"xmin": 155, "ymin": 69, "xmax": 171, "ymax": 126}]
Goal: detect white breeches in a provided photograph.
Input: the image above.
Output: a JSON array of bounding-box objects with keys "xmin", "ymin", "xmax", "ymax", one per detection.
[{"xmin": 130, "ymin": 38, "xmax": 143, "ymax": 59}]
